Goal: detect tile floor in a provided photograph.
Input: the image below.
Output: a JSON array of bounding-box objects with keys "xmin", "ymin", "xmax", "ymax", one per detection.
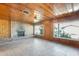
[{"xmin": 0, "ymin": 38, "xmax": 79, "ymax": 56}]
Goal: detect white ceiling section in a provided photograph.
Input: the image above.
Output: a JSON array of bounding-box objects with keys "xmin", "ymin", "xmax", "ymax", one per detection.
[
  {"xmin": 73, "ymin": 3, "xmax": 79, "ymax": 11},
  {"xmin": 53, "ymin": 3, "xmax": 68, "ymax": 15},
  {"xmin": 53, "ymin": 3, "xmax": 79, "ymax": 16}
]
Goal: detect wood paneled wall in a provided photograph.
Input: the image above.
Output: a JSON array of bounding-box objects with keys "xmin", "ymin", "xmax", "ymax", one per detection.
[
  {"xmin": 42, "ymin": 20, "xmax": 53, "ymax": 40},
  {"xmin": 0, "ymin": 4, "xmax": 11, "ymax": 38},
  {"xmin": 0, "ymin": 19, "xmax": 11, "ymax": 38}
]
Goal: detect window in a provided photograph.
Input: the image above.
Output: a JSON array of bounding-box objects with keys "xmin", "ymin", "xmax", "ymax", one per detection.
[
  {"xmin": 34, "ymin": 25, "xmax": 44, "ymax": 36},
  {"xmin": 54, "ymin": 19, "xmax": 79, "ymax": 41}
]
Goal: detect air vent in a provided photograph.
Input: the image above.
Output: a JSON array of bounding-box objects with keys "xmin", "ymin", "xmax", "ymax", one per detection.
[
  {"xmin": 23, "ymin": 9, "xmax": 30, "ymax": 14},
  {"xmin": 23, "ymin": 10, "xmax": 29, "ymax": 14}
]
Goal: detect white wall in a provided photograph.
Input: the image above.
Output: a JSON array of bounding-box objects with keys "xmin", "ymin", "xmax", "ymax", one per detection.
[{"xmin": 11, "ymin": 21, "xmax": 33, "ymax": 38}]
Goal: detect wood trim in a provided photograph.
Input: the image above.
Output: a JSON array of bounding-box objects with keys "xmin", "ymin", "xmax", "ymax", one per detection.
[{"xmin": 35, "ymin": 36, "xmax": 79, "ymax": 48}]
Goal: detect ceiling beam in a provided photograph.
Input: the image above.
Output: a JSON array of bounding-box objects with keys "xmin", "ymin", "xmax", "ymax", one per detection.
[
  {"xmin": 39, "ymin": 4, "xmax": 53, "ymax": 15},
  {"xmin": 34, "ymin": 10, "xmax": 79, "ymax": 25}
]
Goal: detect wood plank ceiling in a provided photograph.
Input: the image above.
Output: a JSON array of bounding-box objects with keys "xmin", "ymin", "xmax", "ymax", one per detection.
[
  {"xmin": 0, "ymin": 3, "xmax": 54, "ymax": 24},
  {"xmin": 0, "ymin": 3, "xmax": 79, "ymax": 24}
]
